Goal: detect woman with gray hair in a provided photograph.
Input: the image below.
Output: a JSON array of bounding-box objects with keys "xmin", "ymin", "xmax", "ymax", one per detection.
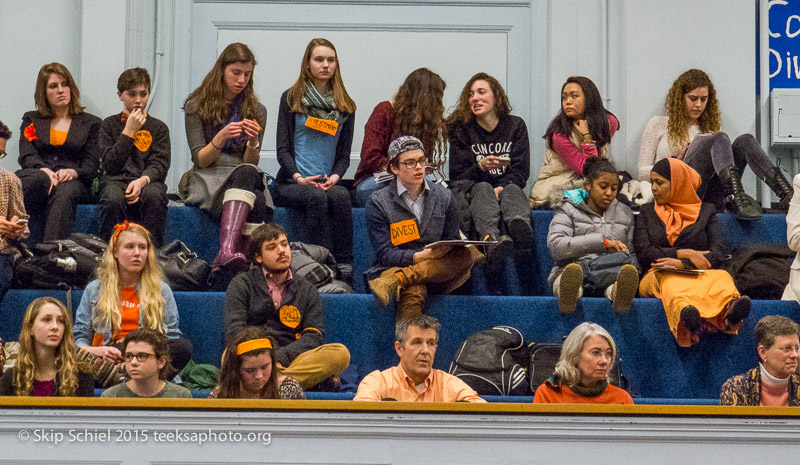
[
  {"xmin": 533, "ymin": 322, "xmax": 633, "ymax": 404},
  {"xmin": 719, "ymin": 315, "xmax": 800, "ymax": 406}
]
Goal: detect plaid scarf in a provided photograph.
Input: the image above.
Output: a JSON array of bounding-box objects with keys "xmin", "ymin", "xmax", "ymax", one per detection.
[{"xmin": 300, "ymin": 82, "xmax": 343, "ymax": 123}]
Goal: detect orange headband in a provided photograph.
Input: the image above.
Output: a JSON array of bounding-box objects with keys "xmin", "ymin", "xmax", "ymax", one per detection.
[
  {"xmin": 236, "ymin": 338, "xmax": 272, "ymax": 356},
  {"xmin": 111, "ymin": 220, "xmax": 144, "ymax": 246}
]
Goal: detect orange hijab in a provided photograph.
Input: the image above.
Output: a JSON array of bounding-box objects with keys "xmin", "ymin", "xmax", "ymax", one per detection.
[{"xmin": 653, "ymin": 158, "xmax": 702, "ymax": 245}]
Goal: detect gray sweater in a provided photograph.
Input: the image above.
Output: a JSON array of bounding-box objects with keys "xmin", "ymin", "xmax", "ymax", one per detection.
[{"xmin": 547, "ymin": 195, "xmax": 636, "ymax": 285}]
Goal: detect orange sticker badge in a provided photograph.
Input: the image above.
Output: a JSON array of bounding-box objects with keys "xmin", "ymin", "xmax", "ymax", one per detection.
[
  {"xmin": 304, "ymin": 116, "xmax": 338, "ymax": 136},
  {"xmin": 133, "ymin": 130, "xmax": 152, "ymax": 152},
  {"xmin": 390, "ymin": 219, "xmax": 420, "ymax": 246},
  {"xmin": 279, "ymin": 305, "xmax": 301, "ymax": 329}
]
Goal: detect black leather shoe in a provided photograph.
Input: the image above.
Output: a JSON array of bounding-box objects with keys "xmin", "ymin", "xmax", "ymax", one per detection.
[
  {"xmin": 718, "ymin": 165, "xmax": 762, "ymax": 220},
  {"xmin": 725, "ymin": 296, "xmax": 751, "ymax": 330},
  {"xmin": 680, "ymin": 305, "xmax": 702, "ymax": 334}
]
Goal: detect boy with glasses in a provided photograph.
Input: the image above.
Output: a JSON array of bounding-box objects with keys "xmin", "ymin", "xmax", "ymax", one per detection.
[
  {"xmin": 101, "ymin": 328, "xmax": 191, "ymax": 398},
  {"xmin": 365, "ymin": 136, "xmax": 476, "ymax": 320}
]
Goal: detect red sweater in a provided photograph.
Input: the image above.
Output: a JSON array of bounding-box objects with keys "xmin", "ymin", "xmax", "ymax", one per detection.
[{"xmin": 354, "ymin": 101, "xmax": 395, "ymax": 185}]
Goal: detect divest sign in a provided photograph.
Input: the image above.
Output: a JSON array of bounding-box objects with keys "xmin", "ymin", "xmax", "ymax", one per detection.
[{"xmin": 769, "ymin": 0, "xmax": 800, "ymax": 89}]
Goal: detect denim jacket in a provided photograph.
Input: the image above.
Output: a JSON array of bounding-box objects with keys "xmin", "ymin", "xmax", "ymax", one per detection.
[{"xmin": 73, "ymin": 279, "xmax": 182, "ymax": 346}]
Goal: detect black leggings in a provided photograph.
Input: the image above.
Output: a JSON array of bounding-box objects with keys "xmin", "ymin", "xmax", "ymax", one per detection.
[
  {"xmin": 274, "ymin": 181, "xmax": 353, "ymax": 264},
  {"xmin": 684, "ymin": 132, "xmax": 775, "ymax": 210}
]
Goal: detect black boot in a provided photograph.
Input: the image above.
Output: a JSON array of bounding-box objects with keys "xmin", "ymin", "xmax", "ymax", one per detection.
[
  {"xmin": 762, "ymin": 166, "xmax": 793, "ymax": 211},
  {"xmin": 718, "ymin": 165, "xmax": 762, "ymax": 220}
]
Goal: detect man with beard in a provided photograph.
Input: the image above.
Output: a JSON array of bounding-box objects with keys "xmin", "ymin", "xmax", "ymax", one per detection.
[
  {"xmin": 354, "ymin": 315, "xmax": 485, "ymax": 402},
  {"xmin": 224, "ymin": 223, "xmax": 350, "ymax": 390}
]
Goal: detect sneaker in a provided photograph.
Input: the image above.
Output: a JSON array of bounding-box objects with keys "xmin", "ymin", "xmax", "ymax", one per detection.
[
  {"xmin": 558, "ymin": 263, "xmax": 583, "ymax": 314},
  {"xmin": 368, "ymin": 273, "xmax": 402, "ymax": 306},
  {"xmin": 680, "ymin": 305, "xmax": 702, "ymax": 334},
  {"xmin": 485, "ymin": 234, "xmax": 513, "ymax": 271},
  {"xmin": 611, "ymin": 264, "xmax": 639, "ymax": 314},
  {"xmin": 724, "ymin": 296, "xmax": 751, "ymax": 330},
  {"xmin": 507, "ymin": 218, "xmax": 532, "ymax": 252}
]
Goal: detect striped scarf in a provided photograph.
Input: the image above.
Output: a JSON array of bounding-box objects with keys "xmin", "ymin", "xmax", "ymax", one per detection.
[{"xmin": 300, "ymin": 82, "xmax": 343, "ymax": 123}]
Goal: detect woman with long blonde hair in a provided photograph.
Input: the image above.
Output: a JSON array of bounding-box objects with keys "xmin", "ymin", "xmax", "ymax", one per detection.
[
  {"xmin": 353, "ymin": 67, "xmax": 447, "ymax": 206},
  {"xmin": 274, "ymin": 38, "xmax": 356, "ymax": 282},
  {"xmin": 0, "ymin": 297, "xmax": 93, "ymax": 396},
  {"xmin": 638, "ymin": 69, "xmax": 792, "ymax": 220},
  {"xmin": 73, "ymin": 222, "xmax": 192, "ymax": 374},
  {"xmin": 180, "ymin": 43, "xmax": 271, "ymax": 277}
]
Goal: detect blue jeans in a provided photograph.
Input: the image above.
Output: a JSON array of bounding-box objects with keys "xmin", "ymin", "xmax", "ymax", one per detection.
[{"xmin": 355, "ymin": 177, "xmax": 390, "ymax": 207}]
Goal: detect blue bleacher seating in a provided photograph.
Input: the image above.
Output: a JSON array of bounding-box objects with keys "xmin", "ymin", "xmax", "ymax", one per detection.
[
  {"xmin": 8, "ymin": 206, "xmax": 795, "ymax": 404},
  {"xmin": 2, "ymin": 289, "xmax": 798, "ymax": 403}
]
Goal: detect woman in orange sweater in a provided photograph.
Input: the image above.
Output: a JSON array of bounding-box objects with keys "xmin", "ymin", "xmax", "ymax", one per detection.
[{"xmin": 533, "ymin": 322, "xmax": 633, "ymax": 404}]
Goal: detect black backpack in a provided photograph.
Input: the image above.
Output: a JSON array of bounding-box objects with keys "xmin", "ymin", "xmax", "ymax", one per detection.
[
  {"xmin": 448, "ymin": 326, "xmax": 530, "ymax": 396},
  {"xmin": 14, "ymin": 237, "xmax": 102, "ymax": 289},
  {"xmin": 729, "ymin": 243, "xmax": 793, "ymax": 300}
]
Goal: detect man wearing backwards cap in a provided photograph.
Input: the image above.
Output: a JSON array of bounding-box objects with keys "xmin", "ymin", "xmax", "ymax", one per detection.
[
  {"xmin": 224, "ymin": 222, "xmax": 350, "ymax": 390},
  {"xmin": 365, "ymin": 136, "xmax": 476, "ymax": 320}
]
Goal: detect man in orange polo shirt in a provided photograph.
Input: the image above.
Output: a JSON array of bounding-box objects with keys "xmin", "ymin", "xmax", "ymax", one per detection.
[{"xmin": 354, "ymin": 315, "xmax": 485, "ymax": 402}]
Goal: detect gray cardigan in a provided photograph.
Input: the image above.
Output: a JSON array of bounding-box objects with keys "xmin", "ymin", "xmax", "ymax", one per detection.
[{"xmin": 546, "ymin": 196, "xmax": 636, "ymax": 285}]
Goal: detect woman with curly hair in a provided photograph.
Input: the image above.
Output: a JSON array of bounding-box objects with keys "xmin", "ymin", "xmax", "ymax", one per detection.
[
  {"xmin": 274, "ymin": 38, "xmax": 356, "ymax": 282},
  {"xmin": 180, "ymin": 43, "xmax": 271, "ymax": 275},
  {"xmin": 530, "ymin": 76, "xmax": 619, "ymax": 208},
  {"xmin": 448, "ymin": 72, "xmax": 531, "ymax": 265},
  {"xmin": 1, "ymin": 297, "xmax": 94, "ymax": 396},
  {"xmin": 73, "ymin": 222, "xmax": 192, "ymax": 374},
  {"xmin": 354, "ymin": 67, "xmax": 447, "ymax": 207},
  {"xmin": 17, "ymin": 62, "xmax": 101, "ymax": 241},
  {"xmin": 210, "ymin": 327, "xmax": 305, "ymax": 399},
  {"xmin": 638, "ymin": 69, "xmax": 792, "ymax": 219}
]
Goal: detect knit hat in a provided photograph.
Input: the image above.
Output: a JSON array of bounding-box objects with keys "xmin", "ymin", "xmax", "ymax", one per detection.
[
  {"xmin": 652, "ymin": 158, "xmax": 672, "ymax": 181},
  {"xmin": 387, "ymin": 136, "xmax": 425, "ymax": 162}
]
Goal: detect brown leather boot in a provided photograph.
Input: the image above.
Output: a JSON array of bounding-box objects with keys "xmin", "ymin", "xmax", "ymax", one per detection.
[{"xmin": 369, "ymin": 272, "xmax": 403, "ymax": 306}]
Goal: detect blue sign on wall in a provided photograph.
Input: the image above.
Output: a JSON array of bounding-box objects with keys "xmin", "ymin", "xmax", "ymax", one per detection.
[{"xmin": 769, "ymin": 0, "xmax": 800, "ymax": 90}]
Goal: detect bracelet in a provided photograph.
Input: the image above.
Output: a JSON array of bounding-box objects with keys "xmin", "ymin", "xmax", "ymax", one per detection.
[
  {"xmin": 293, "ymin": 173, "xmax": 302, "ymax": 182},
  {"xmin": 210, "ymin": 138, "xmax": 223, "ymax": 150},
  {"xmin": 247, "ymin": 140, "xmax": 260, "ymax": 150}
]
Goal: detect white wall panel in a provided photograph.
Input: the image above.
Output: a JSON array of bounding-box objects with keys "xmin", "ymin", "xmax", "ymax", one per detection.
[
  {"xmin": 622, "ymin": 0, "xmax": 756, "ymax": 185},
  {"xmin": 0, "ymin": 0, "xmax": 763, "ymax": 191},
  {"xmin": 0, "ymin": 0, "xmax": 84, "ymax": 172},
  {"xmin": 177, "ymin": 1, "xmax": 532, "ymax": 182}
]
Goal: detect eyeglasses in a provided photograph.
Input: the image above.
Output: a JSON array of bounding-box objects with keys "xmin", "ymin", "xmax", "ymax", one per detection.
[
  {"xmin": 775, "ymin": 344, "xmax": 800, "ymax": 354},
  {"xmin": 399, "ymin": 158, "xmax": 427, "ymax": 169},
  {"xmin": 124, "ymin": 352, "xmax": 156, "ymax": 362}
]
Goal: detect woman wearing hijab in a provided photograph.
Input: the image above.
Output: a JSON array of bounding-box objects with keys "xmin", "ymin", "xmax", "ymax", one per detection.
[{"xmin": 634, "ymin": 158, "xmax": 751, "ymax": 347}]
